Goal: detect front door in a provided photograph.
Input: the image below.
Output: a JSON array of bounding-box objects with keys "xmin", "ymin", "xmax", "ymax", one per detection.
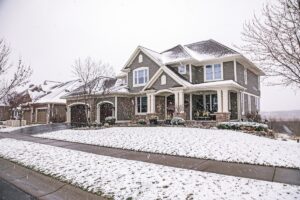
[
  {"xmin": 100, "ymin": 103, "xmax": 113, "ymax": 123},
  {"xmin": 166, "ymin": 95, "xmax": 175, "ymax": 119}
]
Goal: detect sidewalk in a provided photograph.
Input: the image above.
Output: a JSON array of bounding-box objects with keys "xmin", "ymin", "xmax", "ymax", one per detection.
[
  {"xmin": 0, "ymin": 158, "xmax": 106, "ymax": 200},
  {"xmin": 0, "ymin": 132, "xmax": 299, "ymax": 186}
]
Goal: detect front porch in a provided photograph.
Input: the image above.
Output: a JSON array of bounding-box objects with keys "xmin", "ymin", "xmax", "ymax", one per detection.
[{"xmin": 146, "ymin": 88, "xmax": 241, "ymax": 122}]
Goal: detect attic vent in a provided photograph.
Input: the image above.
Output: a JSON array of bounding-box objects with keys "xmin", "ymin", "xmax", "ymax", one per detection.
[
  {"xmin": 161, "ymin": 75, "xmax": 166, "ymax": 85},
  {"xmin": 138, "ymin": 54, "xmax": 143, "ymax": 63}
]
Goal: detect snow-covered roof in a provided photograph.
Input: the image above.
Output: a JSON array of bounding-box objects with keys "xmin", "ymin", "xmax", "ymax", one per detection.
[
  {"xmin": 64, "ymin": 77, "xmax": 129, "ymax": 98},
  {"xmin": 34, "ymin": 80, "xmax": 82, "ymax": 104},
  {"xmin": 126, "ymin": 40, "xmax": 239, "ymax": 68}
]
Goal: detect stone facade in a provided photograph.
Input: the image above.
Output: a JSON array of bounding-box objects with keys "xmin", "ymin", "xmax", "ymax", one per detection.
[{"xmin": 215, "ymin": 112, "xmax": 231, "ymax": 122}]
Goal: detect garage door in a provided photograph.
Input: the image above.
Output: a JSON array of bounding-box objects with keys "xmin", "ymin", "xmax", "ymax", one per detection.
[
  {"xmin": 23, "ymin": 110, "xmax": 31, "ymax": 124},
  {"xmin": 37, "ymin": 109, "xmax": 47, "ymax": 124}
]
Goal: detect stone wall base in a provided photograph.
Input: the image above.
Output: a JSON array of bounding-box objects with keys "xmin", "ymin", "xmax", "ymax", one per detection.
[
  {"xmin": 173, "ymin": 112, "xmax": 187, "ymax": 120},
  {"xmin": 215, "ymin": 112, "xmax": 231, "ymax": 122}
]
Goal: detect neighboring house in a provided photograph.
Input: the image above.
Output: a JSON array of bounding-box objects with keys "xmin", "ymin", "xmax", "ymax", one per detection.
[
  {"xmin": 21, "ymin": 80, "xmax": 81, "ymax": 124},
  {"xmin": 64, "ymin": 39, "xmax": 264, "ymax": 124},
  {"xmin": 0, "ymin": 101, "xmax": 10, "ymax": 121}
]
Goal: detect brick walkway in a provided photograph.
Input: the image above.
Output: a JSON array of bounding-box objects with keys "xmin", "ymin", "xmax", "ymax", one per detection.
[{"xmin": 1, "ymin": 132, "xmax": 299, "ymax": 186}]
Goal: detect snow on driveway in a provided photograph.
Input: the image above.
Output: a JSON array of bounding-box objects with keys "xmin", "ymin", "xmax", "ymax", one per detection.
[
  {"xmin": 0, "ymin": 138, "xmax": 299, "ymax": 200},
  {"xmin": 35, "ymin": 127, "xmax": 300, "ymax": 169}
]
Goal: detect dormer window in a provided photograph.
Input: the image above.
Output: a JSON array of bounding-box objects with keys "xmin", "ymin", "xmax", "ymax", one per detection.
[
  {"xmin": 133, "ymin": 67, "xmax": 149, "ymax": 87},
  {"xmin": 138, "ymin": 54, "xmax": 143, "ymax": 63},
  {"xmin": 204, "ymin": 63, "xmax": 222, "ymax": 81},
  {"xmin": 178, "ymin": 65, "xmax": 186, "ymax": 74}
]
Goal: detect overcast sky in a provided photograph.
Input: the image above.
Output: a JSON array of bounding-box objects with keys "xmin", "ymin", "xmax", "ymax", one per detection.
[{"xmin": 0, "ymin": 0, "xmax": 299, "ymax": 111}]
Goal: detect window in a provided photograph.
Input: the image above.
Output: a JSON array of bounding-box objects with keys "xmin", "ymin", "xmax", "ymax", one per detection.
[
  {"xmin": 205, "ymin": 64, "xmax": 222, "ymax": 81},
  {"xmin": 178, "ymin": 65, "xmax": 186, "ymax": 74},
  {"xmin": 244, "ymin": 67, "xmax": 248, "ymax": 85},
  {"xmin": 161, "ymin": 75, "xmax": 166, "ymax": 85},
  {"xmin": 138, "ymin": 54, "xmax": 143, "ymax": 63},
  {"xmin": 133, "ymin": 67, "xmax": 149, "ymax": 86},
  {"xmin": 136, "ymin": 96, "xmax": 147, "ymax": 113}
]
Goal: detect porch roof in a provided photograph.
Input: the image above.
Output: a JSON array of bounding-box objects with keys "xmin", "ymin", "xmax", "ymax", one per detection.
[{"xmin": 186, "ymin": 80, "xmax": 246, "ymax": 92}]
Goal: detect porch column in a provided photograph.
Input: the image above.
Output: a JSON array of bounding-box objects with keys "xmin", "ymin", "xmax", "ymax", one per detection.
[
  {"xmin": 174, "ymin": 92, "xmax": 179, "ymax": 112},
  {"xmin": 96, "ymin": 104, "xmax": 100, "ymax": 123},
  {"xmin": 189, "ymin": 93, "xmax": 192, "ymax": 120},
  {"xmin": 30, "ymin": 107, "xmax": 33, "ymax": 123},
  {"xmin": 151, "ymin": 94, "xmax": 156, "ymax": 113},
  {"xmin": 222, "ymin": 89, "xmax": 229, "ymax": 112},
  {"xmin": 237, "ymin": 92, "xmax": 241, "ymax": 120},
  {"xmin": 66, "ymin": 106, "xmax": 71, "ymax": 123},
  {"xmin": 147, "ymin": 94, "xmax": 151, "ymax": 114},
  {"xmin": 217, "ymin": 89, "xmax": 222, "ymax": 112},
  {"xmin": 115, "ymin": 96, "xmax": 118, "ymax": 121},
  {"xmin": 178, "ymin": 91, "xmax": 184, "ymax": 113}
]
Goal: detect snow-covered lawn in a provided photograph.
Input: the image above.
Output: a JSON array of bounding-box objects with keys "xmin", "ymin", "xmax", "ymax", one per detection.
[
  {"xmin": 35, "ymin": 127, "xmax": 300, "ymax": 169},
  {"xmin": 0, "ymin": 124, "xmax": 40, "ymax": 132},
  {"xmin": 0, "ymin": 138, "xmax": 299, "ymax": 200}
]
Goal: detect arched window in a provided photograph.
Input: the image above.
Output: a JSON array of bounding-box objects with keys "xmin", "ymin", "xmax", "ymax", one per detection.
[
  {"xmin": 161, "ymin": 75, "xmax": 166, "ymax": 85},
  {"xmin": 138, "ymin": 54, "xmax": 143, "ymax": 63}
]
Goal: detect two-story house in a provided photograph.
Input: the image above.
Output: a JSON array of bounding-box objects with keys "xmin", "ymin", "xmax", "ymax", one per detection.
[{"xmin": 64, "ymin": 39, "xmax": 264, "ymax": 124}]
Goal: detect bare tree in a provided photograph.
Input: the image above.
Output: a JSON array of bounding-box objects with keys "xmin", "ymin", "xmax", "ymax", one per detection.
[
  {"xmin": 72, "ymin": 57, "xmax": 115, "ymax": 125},
  {"xmin": 0, "ymin": 39, "xmax": 32, "ymax": 102},
  {"xmin": 239, "ymin": 0, "xmax": 300, "ymax": 88}
]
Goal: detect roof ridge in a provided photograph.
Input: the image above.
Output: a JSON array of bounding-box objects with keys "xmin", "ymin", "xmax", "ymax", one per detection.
[
  {"xmin": 207, "ymin": 39, "xmax": 240, "ymax": 54},
  {"xmin": 139, "ymin": 46, "xmax": 161, "ymax": 54},
  {"xmin": 184, "ymin": 39, "xmax": 210, "ymax": 47},
  {"xmin": 160, "ymin": 44, "xmax": 182, "ymax": 54}
]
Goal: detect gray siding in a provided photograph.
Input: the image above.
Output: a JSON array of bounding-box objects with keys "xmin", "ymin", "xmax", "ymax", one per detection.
[
  {"xmin": 127, "ymin": 51, "xmax": 160, "ymax": 93},
  {"xmin": 192, "ymin": 65, "xmax": 204, "ymax": 84},
  {"xmin": 168, "ymin": 64, "xmax": 190, "ymax": 81},
  {"xmin": 236, "ymin": 62, "xmax": 260, "ymax": 96},
  {"xmin": 150, "ymin": 73, "xmax": 181, "ymax": 90},
  {"xmin": 223, "ymin": 61, "xmax": 234, "ymax": 80}
]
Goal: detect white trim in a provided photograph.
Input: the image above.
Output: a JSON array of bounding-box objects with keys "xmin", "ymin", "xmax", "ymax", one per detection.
[
  {"xmin": 138, "ymin": 54, "xmax": 143, "ymax": 63},
  {"xmin": 133, "ymin": 67, "xmax": 149, "ymax": 87},
  {"xmin": 244, "ymin": 67, "xmax": 248, "ymax": 85},
  {"xmin": 189, "ymin": 93, "xmax": 192, "ymax": 120},
  {"xmin": 161, "ymin": 74, "xmax": 166, "ymax": 85},
  {"xmin": 96, "ymin": 101, "xmax": 114, "ymax": 123},
  {"xmin": 243, "ymin": 91, "xmax": 260, "ymax": 98},
  {"xmin": 135, "ymin": 96, "xmax": 148, "ymax": 115},
  {"xmin": 178, "ymin": 65, "xmax": 186, "ymax": 74},
  {"xmin": 189, "ymin": 64, "xmax": 192, "ymax": 82},
  {"xmin": 204, "ymin": 63, "xmax": 223, "ymax": 82},
  {"xmin": 115, "ymin": 96, "xmax": 118, "ymax": 121},
  {"xmin": 241, "ymin": 92, "xmax": 245, "ymax": 115},
  {"xmin": 234, "ymin": 58, "xmax": 237, "ymax": 82},
  {"xmin": 248, "ymin": 94, "xmax": 251, "ymax": 113},
  {"xmin": 122, "ymin": 47, "xmax": 163, "ymax": 71}
]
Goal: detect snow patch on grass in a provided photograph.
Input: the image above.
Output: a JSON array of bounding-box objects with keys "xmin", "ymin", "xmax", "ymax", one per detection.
[
  {"xmin": 0, "ymin": 138, "xmax": 299, "ymax": 200},
  {"xmin": 35, "ymin": 127, "xmax": 300, "ymax": 168}
]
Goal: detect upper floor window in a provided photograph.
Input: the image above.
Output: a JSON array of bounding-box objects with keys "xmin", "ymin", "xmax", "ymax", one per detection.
[
  {"xmin": 136, "ymin": 96, "xmax": 147, "ymax": 114},
  {"xmin": 138, "ymin": 54, "xmax": 143, "ymax": 63},
  {"xmin": 161, "ymin": 75, "xmax": 166, "ymax": 85},
  {"xmin": 204, "ymin": 64, "xmax": 222, "ymax": 81},
  {"xmin": 133, "ymin": 67, "xmax": 149, "ymax": 87},
  {"xmin": 244, "ymin": 67, "xmax": 248, "ymax": 85},
  {"xmin": 178, "ymin": 65, "xmax": 186, "ymax": 74}
]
